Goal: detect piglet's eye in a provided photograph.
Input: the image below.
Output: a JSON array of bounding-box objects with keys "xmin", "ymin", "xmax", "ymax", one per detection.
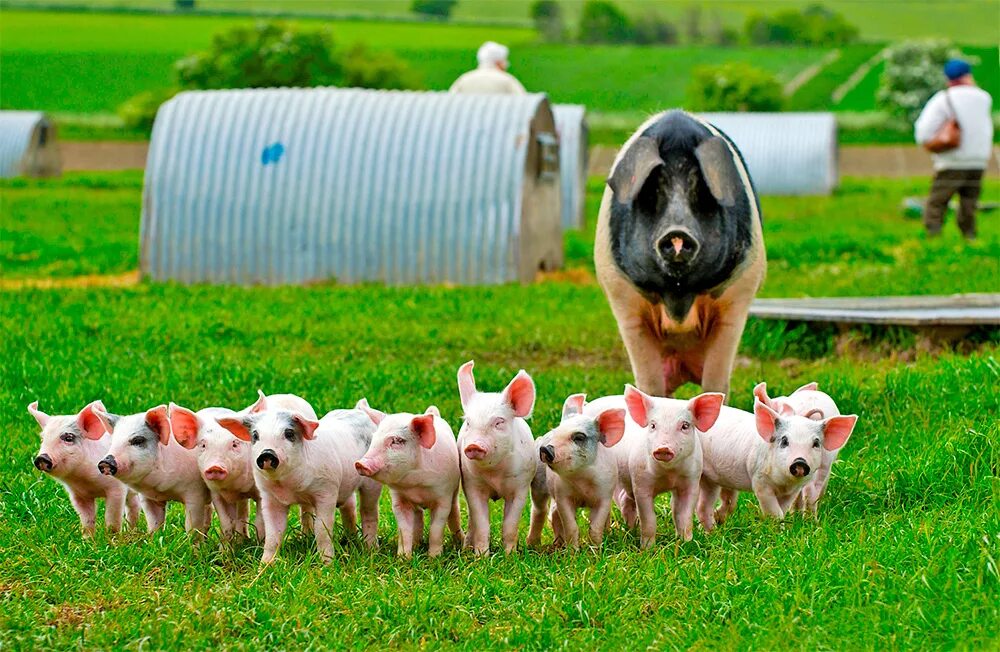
[
  {"xmin": 129, "ymin": 436, "xmax": 145, "ymax": 447},
  {"xmin": 649, "ymin": 422, "xmax": 657, "ymax": 431},
  {"xmin": 493, "ymin": 418, "xmax": 506, "ymax": 429},
  {"xmin": 60, "ymin": 433, "xmax": 75, "ymax": 443},
  {"xmin": 813, "ymin": 438, "xmax": 821, "ymax": 448},
  {"xmin": 251, "ymin": 431, "xmax": 260, "ymax": 443},
  {"xmin": 283, "ymin": 428, "xmax": 296, "ymax": 441},
  {"xmin": 679, "ymin": 421, "xmax": 691, "ymax": 432},
  {"xmin": 232, "ymin": 441, "xmax": 240, "ymax": 450},
  {"xmin": 572, "ymin": 432, "xmax": 587, "ymax": 444},
  {"xmin": 779, "ymin": 436, "xmax": 789, "ymax": 448},
  {"xmin": 390, "ymin": 436, "xmax": 406, "ymax": 447}
]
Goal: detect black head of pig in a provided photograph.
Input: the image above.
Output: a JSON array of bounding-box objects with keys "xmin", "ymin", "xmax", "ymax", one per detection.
[{"xmin": 608, "ymin": 111, "xmax": 759, "ymax": 322}]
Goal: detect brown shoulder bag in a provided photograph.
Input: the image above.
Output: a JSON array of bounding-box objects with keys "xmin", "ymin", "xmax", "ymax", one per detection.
[{"xmin": 924, "ymin": 89, "xmax": 961, "ymax": 153}]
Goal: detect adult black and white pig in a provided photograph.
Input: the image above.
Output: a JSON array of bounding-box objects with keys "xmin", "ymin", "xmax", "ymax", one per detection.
[{"xmin": 595, "ymin": 110, "xmax": 765, "ymax": 398}]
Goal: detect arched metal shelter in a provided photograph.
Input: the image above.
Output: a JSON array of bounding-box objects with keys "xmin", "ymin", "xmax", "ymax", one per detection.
[
  {"xmin": 553, "ymin": 104, "xmax": 588, "ymax": 229},
  {"xmin": 0, "ymin": 111, "xmax": 61, "ymax": 178}
]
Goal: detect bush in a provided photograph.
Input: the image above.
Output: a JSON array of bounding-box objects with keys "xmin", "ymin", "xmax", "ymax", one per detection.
[
  {"xmin": 877, "ymin": 39, "xmax": 966, "ymax": 123},
  {"xmin": 342, "ymin": 44, "xmax": 421, "ymax": 90},
  {"xmin": 411, "ymin": 0, "xmax": 457, "ymax": 19},
  {"xmin": 707, "ymin": 12, "xmax": 740, "ymax": 46},
  {"xmin": 633, "ymin": 12, "xmax": 679, "ymax": 45},
  {"xmin": 116, "ymin": 87, "xmax": 179, "ymax": 132},
  {"xmin": 746, "ymin": 5, "xmax": 857, "ymax": 46},
  {"xmin": 174, "ymin": 22, "xmax": 343, "ymax": 90},
  {"xmin": 578, "ymin": 1, "xmax": 633, "ymax": 44},
  {"xmin": 530, "ymin": 0, "xmax": 566, "ymax": 42},
  {"xmin": 687, "ymin": 62, "xmax": 784, "ymax": 112}
]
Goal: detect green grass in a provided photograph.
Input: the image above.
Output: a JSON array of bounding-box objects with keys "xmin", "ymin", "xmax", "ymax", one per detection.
[
  {"xmin": 0, "ymin": 171, "xmax": 998, "ymax": 647},
  {"xmin": 8, "ymin": 0, "xmax": 1000, "ymax": 44},
  {"xmin": 787, "ymin": 43, "xmax": 883, "ymax": 111},
  {"xmin": 5, "ymin": 173, "xmax": 998, "ymax": 298}
]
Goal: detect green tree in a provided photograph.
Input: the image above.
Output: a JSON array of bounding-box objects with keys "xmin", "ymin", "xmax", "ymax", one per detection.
[
  {"xmin": 411, "ymin": 0, "xmax": 457, "ymax": 19},
  {"xmin": 877, "ymin": 39, "xmax": 967, "ymax": 123},
  {"xmin": 687, "ymin": 62, "xmax": 784, "ymax": 112},
  {"xmin": 578, "ymin": 1, "xmax": 633, "ymax": 44},
  {"xmin": 530, "ymin": 0, "xmax": 566, "ymax": 42}
]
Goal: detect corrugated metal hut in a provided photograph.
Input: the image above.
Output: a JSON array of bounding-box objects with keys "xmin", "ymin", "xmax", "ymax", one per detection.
[
  {"xmin": 141, "ymin": 88, "xmax": 563, "ymax": 286},
  {"xmin": 553, "ymin": 104, "xmax": 588, "ymax": 229},
  {"xmin": 0, "ymin": 111, "xmax": 61, "ymax": 178},
  {"xmin": 699, "ymin": 112, "xmax": 837, "ymax": 195}
]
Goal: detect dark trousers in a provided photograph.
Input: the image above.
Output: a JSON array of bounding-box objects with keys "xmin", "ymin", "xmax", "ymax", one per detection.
[{"xmin": 924, "ymin": 168, "xmax": 983, "ymax": 238}]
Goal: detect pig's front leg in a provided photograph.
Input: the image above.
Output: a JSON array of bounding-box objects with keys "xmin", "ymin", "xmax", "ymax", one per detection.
[
  {"xmin": 312, "ymin": 499, "xmax": 339, "ymax": 563},
  {"xmin": 588, "ymin": 498, "xmax": 613, "ymax": 546},
  {"xmin": 412, "ymin": 507, "xmax": 424, "ymax": 547},
  {"xmin": 260, "ymin": 495, "xmax": 290, "ymax": 564},
  {"xmin": 617, "ymin": 314, "xmax": 668, "ymax": 397},
  {"xmin": 526, "ymin": 477, "xmax": 549, "ymax": 547},
  {"xmin": 696, "ymin": 478, "xmax": 720, "ymax": 532},
  {"xmin": 426, "ymin": 502, "xmax": 452, "ymax": 557},
  {"xmin": 464, "ymin": 482, "xmax": 492, "ymax": 555},
  {"xmin": 299, "ymin": 505, "xmax": 315, "ymax": 535},
  {"xmin": 752, "ymin": 484, "xmax": 786, "ymax": 520},
  {"xmin": 501, "ymin": 489, "xmax": 529, "ymax": 553},
  {"xmin": 670, "ymin": 483, "xmax": 698, "ymax": 542},
  {"xmin": 555, "ymin": 495, "xmax": 580, "ymax": 550},
  {"xmin": 391, "ymin": 496, "xmax": 415, "ymax": 558},
  {"xmin": 338, "ymin": 494, "xmax": 358, "ymax": 539},
  {"xmin": 716, "ymin": 488, "xmax": 739, "ymax": 524},
  {"xmin": 699, "ymin": 302, "xmax": 752, "ymax": 397},
  {"xmin": 69, "ymin": 491, "xmax": 97, "ymax": 537},
  {"xmin": 104, "ymin": 487, "xmax": 127, "ymax": 533},
  {"xmin": 183, "ymin": 494, "xmax": 210, "ymax": 538},
  {"xmin": 634, "ymin": 486, "xmax": 658, "ymax": 548},
  {"xmin": 447, "ymin": 492, "xmax": 463, "ymax": 544},
  {"xmin": 358, "ymin": 480, "xmax": 381, "ymax": 548},
  {"xmin": 142, "ymin": 497, "xmax": 167, "ymax": 533},
  {"xmin": 236, "ymin": 499, "xmax": 250, "ymax": 537},
  {"xmin": 212, "ymin": 494, "xmax": 239, "ymax": 539},
  {"xmin": 125, "ymin": 491, "xmax": 142, "ymax": 528},
  {"xmin": 252, "ymin": 500, "xmax": 266, "ymax": 542}
]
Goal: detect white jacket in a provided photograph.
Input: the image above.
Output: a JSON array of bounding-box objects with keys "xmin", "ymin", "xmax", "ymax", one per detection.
[
  {"xmin": 449, "ymin": 67, "xmax": 526, "ymax": 95},
  {"xmin": 914, "ymin": 85, "xmax": 994, "ymax": 170}
]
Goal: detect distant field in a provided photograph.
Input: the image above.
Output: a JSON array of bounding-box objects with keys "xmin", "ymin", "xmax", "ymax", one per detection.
[{"xmin": 7, "ymin": 0, "xmax": 1000, "ymax": 44}]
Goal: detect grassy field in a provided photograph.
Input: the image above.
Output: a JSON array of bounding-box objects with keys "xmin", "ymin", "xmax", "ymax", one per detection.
[
  {"xmin": 0, "ymin": 172, "xmax": 998, "ymax": 648},
  {"xmin": 8, "ymin": 0, "xmax": 1000, "ymax": 44}
]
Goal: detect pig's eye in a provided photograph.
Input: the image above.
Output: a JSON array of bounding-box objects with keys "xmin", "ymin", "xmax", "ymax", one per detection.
[
  {"xmin": 679, "ymin": 421, "xmax": 691, "ymax": 432},
  {"xmin": 129, "ymin": 436, "xmax": 145, "ymax": 447},
  {"xmin": 813, "ymin": 438, "xmax": 821, "ymax": 448},
  {"xmin": 390, "ymin": 436, "xmax": 406, "ymax": 447},
  {"xmin": 492, "ymin": 418, "xmax": 506, "ymax": 429},
  {"xmin": 232, "ymin": 441, "xmax": 241, "ymax": 450},
  {"xmin": 60, "ymin": 433, "xmax": 75, "ymax": 443},
  {"xmin": 649, "ymin": 422, "xmax": 656, "ymax": 431},
  {"xmin": 283, "ymin": 428, "xmax": 296, "ymax": 441},
  {"xmin": 779, "ymin": 436, "xmax": 789, "ymax": 448},
  {"xmin": 571, "ymin": 432, "xmax": 587, "ymax": 444},
  {"xmin": 200, "ymin": 442, "xmax": 206, "ymax": 449},
  {"xmin": 251, "ymin": 430, "xmax": 259, "ymax": 443}
]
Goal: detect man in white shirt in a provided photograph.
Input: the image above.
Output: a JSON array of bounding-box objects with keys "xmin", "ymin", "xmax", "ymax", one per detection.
[
  {"xmin": 914, "ymin": 59, "xmax": 994, "ymax": 240},
  {"xmin": 449, "ymin": 41, "xmax": 527, "ymax": 95}
]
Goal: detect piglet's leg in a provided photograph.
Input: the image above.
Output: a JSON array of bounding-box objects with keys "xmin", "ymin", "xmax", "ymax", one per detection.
[
  {"xmin": 391, "ymin": 496, "xmax": 415, "ymax": 558},
  {"xmin": 358, "ymin": 481, "xmax": 381, "ymax": 548},
  {"xmin": 338, "ymin": 494, "xmax": 358, "ymax": 539},
  {"xmin": 464, "ymin": 483, "xmax": 491, "ymax": 555},
  {"xmin": 125, "ymin": 491, "xmax": 142, "ymax": 528},
  {"xmin": 142, "ymin": 498, "xmax": 167, "ymax": 533},
  {"xmin": 104, "ymin": 488, "xmax": 127, "ymax": 533},
  {"xmin": 588, "ymin": 499, "xmax": 613, "ymax": 546},
  {"xmin": 69, "ymin": 491, "xmax": 97, "ymax": 537},
  {"xmin": 260, "ymin": 495, "xmax": 289, "ymax": 564},
  {"xmin": 184, "ymin": 495, "xmax": 210, "ymax": 540},
  {"xmin": 671, "ymin": 484, "xmax": 698, "ymax": 542},
  {"xmin": 236, "ymin": 499, "xmax": 250, "ymax": 537},
  {"xmin": 427, "ymin": 502, "xmax": 452, "ymax": 558},
  {"xmin": 212, "ymin": 494, "xmax": 238, "ymax": 539},
  {"xmin": 313, "ymin": 500, "xmax": 338, "ymax": 563},
  {"xmin": 753, "ymin": 485, "xmax": 786, "ymax": 520},
  {"xmin": 716, "ymin": 489, "xmax": 739, "ymax": 524},
  {"xmin": 696, "ymin": 479, "xmax": 720, "ymax": 532},
  {"xmin": 447, "ymin": 492, "xmax": 463, "ymax": 544},
  {"xmin": 635, "ymin": 489, "xmax": 658, "ymax": 548},
  {"xmin": 501, "ymin": 489, "xmax": 529, "ymax": 554}
]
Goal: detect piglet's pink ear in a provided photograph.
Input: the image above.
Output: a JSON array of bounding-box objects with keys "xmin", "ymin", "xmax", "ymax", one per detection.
[
  {"xmin": 688, "ymin": 393, "xmax": 725, "ymax": 432},
  {"xmin": 596, "ymin": 408, "xmax": 626, "ymax": 448},
  {"xmin": 355, "ymin": 398, "xmax": 386, "ymax": 425},
  {"xmin": 217, "ymin": 417, "xmax": 252, "ymax": 442},
  {"xmin": 457, "ymin": 360, "xmax": 477, "ymax": 409},
  {"xmin": 624, "ymin": 384, "xmax": 651, "ymax": 428},
  {"xmin": 794, "ymin": 382, "xmax": 819, "ymax": 394},
  {"xmin": 561, "ymin": 393, "xmax": 586, "ymax": 421},
  {"xmin": 752, "ymin": 382, "xmax": 773, "ymax": 407},
  {"xmin": 79, "ymin": 401, "xmax": 111, "ymax": 440},
  {"xmin": 503, "ymin": 370, "xmax": 536, "ymax": 418},
  {"xmin": 168, "ymin": 403, "xmax": 201, "ymax": 449},
  {"xmin": 27, "ymin": 401, "xmax": 50, "ymax": 429},
  {"xmin": 822, "ymin": 415, "xmax": 857, "ymax": 451},
  {"xmin": 410, "ymin": 414, "xmax": 436, "ymax": 449},
  {"xmin": 145, "ymin": 405, "xmax": 171, "ymax": 446},
  {"xmin": 249, "ymin": 389, "xmax": 268, "ymax": 414},
  {"xmin": 773, "ymin": 400, "xmax": 795, "ymax": 416},
  {"xmin": 754, "ymin": 399, "xmax": 780, "ymax": 443},
  {"xmin": 293, "ymin": 414, "xmax": 320, "ymax": 440},
  {"xmin": 425, "ymin": 405, "xmax": 441, "ymax": 418}
]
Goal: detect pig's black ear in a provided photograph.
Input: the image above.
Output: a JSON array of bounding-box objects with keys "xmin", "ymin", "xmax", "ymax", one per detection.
[
  {"xmin": 694, "ymin": 136, "xmax": 740, "ymax": 208},
  {"xmin": 607, "ymin": 137, "xmax": 663, "ymax": 203}
]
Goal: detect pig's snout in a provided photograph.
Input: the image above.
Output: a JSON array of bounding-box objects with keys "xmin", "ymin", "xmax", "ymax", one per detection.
[
  {"xmin": 657, "ymin": 228, "xmax": 700, "ymax": 265},
  {"xmin": 464, "ymin": 443, "xmax": 488, "ymax": 461},
  {"xmin": 98, "ymin": 455, "xmax": 118, "ymax": 476},
  {"xmin": 256, "ymin": 450, "xmax": 280, "ymax": 471},
  {"xmin": 354, "ymin": 459, "xmax": 376, "ymax": 477},
  {"xmin": 789, "ymin": 458, "xmax": 811, "ymax": 478},
  {"xmin": 203, "ymin": 465, "xmax": 228, "ymax": 481},
  {"xmin": 539, "ymin": 445, "xmax": 555, "ymax": 465},
  {"xmin": 33, "ymin": 453, "xmax": 53, "ymax": 473},
  {"xmin": 652, "ymin": 447, "xmax": 675, "ymax": 463}
]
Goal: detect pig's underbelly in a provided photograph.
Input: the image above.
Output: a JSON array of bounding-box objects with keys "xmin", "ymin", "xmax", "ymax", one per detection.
[{"xmin": 645, "ymin": 295, "xmax": 721, "ymax": 389}]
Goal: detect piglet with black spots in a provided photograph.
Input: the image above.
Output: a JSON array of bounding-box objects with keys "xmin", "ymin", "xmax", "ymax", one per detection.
[
  {"xmin": 93, "ymin": 404, "xmax": 211, "ymax": 535},
  {"xmin": 28, "ymin": 400, "xmax": 141, "ymax": 536}
]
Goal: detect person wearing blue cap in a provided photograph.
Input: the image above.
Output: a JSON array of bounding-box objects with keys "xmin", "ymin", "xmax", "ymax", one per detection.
[{"xmin": 914, "ymin": 59, "xmax": 994, "ymax": 240}]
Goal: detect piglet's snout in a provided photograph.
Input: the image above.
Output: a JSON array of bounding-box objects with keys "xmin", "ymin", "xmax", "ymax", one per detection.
[
  {"xmin": 33, "ymin": 454, "xmax": 53, "ymax": 472},
  {"xmin": 539, "ymin": 445, "xmax": 555, "ymax": 465},
  {"xmin": 354, "ymin": 460, "xmax": 375, "ymax": 477},
  {"xmin": 463, "ymin": 444, "xmax": 488, "ymax": 461},
  {"xmin": 98, "ymin": 455, "xmax": 118, "ymax": 476},
  {"xmin": 203, "ymin": 465, "xmax": 228, "ymax": 481},
  {"xmin": 789, "ymin": 458, "xmax": 810, "ymax": 478},
  {"xmin": 256, "ymin": 450, "xmax": 280, "ymax": 471},
  {"xmin": 652, "ymin": 447, "xmax": 675, "ymax": 463}
]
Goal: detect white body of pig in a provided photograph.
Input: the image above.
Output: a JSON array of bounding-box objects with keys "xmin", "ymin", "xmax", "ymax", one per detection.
[
  {"xmin": 217, "ymin": 404, "xmax": 381, "ymax": 564},
  {"xmin": 93, "ymin": 405, "xmax": 212, "ymax": 535},
  {"xmin": 537, "ymin": 398, "xmax": 626, "ymax": 549},
  {"xmin": 455, "ymin": 361, "xmax": 549, "ymax": 554},
  {"xmin": 28, "ymin": 400, "xmax": 141, "ymax": 535},
  {"xmin": 355, "ymin": 404, "xmax": 462, "ymax": 558},
  {"xmin": 696, "ymin": 399, "xmax": 856, "ymax": 530}
]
